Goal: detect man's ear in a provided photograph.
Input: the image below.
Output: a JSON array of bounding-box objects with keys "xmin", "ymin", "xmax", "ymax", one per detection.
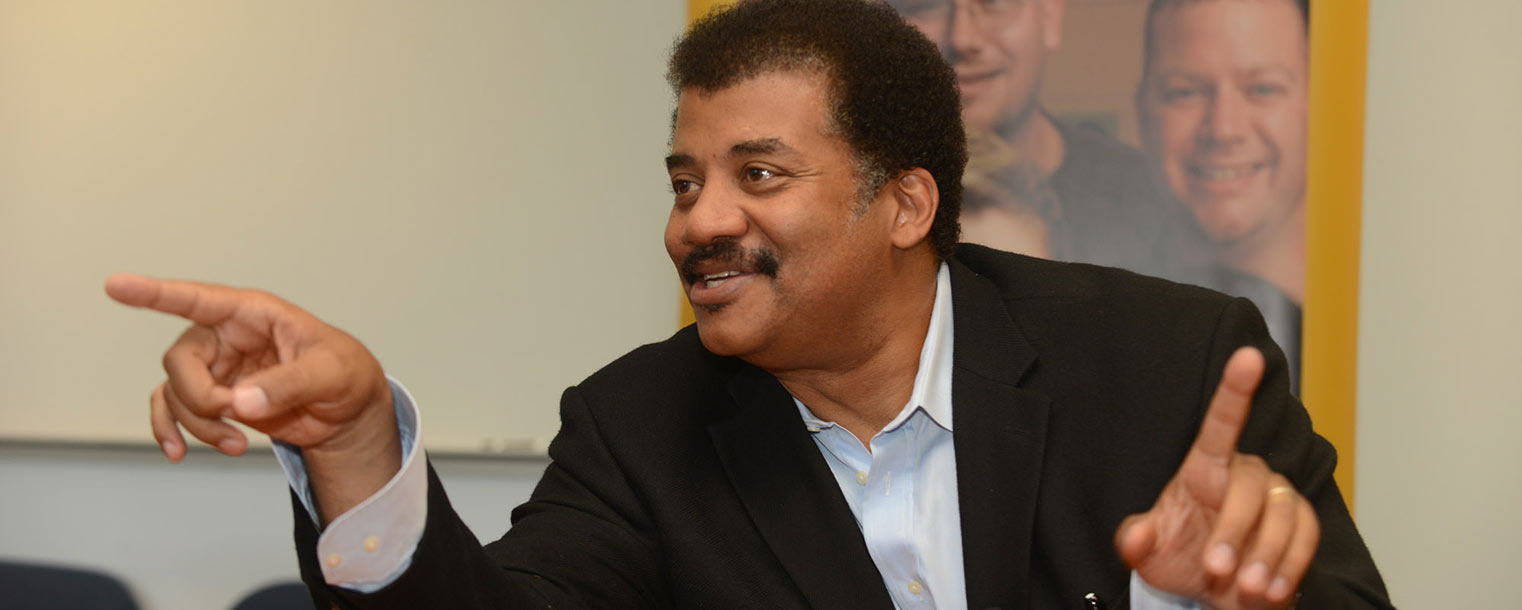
[
  {"xmin": 1041, "ymin": 0, "xmax": 1066, "ymax": 51},
  {"xmin": 887, "ymin": 168, "xmax": 939, "ymax": 251}
]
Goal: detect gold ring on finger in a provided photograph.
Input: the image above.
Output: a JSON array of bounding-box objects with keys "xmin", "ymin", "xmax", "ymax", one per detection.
[{"xmin": 1267, "ymin": 485, "xmax": 1296, "ymax": 500}]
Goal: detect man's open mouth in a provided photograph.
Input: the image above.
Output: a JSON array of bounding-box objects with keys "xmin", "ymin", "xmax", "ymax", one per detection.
[
  {"xmin": 1187, "ymin": 161, "xmax": 1269, "ymax": 181},
  {"xmin": 701, "ymin": 271, "xmax": 746, "ymax": 288}
]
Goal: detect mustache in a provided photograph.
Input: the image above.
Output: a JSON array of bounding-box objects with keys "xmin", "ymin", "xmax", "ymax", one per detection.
[{"xmin": 680, "ymin": 240, "xmax": 781, "ymax": 283}]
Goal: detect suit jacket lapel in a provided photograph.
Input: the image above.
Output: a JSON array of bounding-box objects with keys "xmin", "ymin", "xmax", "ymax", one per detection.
[
  {"xmin": 709, "ymin": 364, "xmax": 896, "ymax": 610},
  {"xmin": 949, "ymin": 259, "xmax": 1052, "ymax": 610}
]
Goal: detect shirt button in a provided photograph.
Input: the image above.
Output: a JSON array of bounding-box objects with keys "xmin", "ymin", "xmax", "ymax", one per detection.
[
  {"xmin": 907, "ymin": 579, "xmax": 923, "ymax": 595},
  {"xmin": 855, "ymin": 471, "xmax": 868, "ymax": 485},
  {"xmin": 325, "ymin": 553, "xmax": 342, "ymax": 567},
  {"xmin": 364, "ymin": 536, "xmax": 380, "ymax": 552},
  {"xmin": 806, "ymin": 425, "xmax": 821, "ymax": 433}
]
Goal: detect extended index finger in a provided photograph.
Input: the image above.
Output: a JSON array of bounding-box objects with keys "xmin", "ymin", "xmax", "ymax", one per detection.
[
  {"xmin": 105, "ymin": 273, "xmax": 245, "ymax": 326},
  {"xmin": 1189, "ymin": 346, "xmax": 1266, "ymax": 461}
]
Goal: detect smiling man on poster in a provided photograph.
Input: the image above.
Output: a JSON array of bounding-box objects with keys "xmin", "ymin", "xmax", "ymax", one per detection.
[
  {"xmin": 885, "ymin": 0, "xmax": 1175, "ymax": 275},
  {"xmin": 106, "ymin": 1, "xmax": 1390, "ymax": 608},
  {"xmin": 1137, "ymin": 0, "xmax": 1313, "ymax": 389}
]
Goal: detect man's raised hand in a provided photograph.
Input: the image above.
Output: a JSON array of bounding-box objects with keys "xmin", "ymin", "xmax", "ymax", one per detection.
[
  {"xmin": 106, "ymin": 274, "xmax": 399, "ymax": 521},
  {"xmin": 1115, "ymin": 347, "xmax": 1320, "ymax": 610}
]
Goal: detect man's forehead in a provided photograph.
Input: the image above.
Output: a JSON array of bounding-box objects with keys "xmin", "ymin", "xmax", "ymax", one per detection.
[
  {"xmin": 673, "ymin": 68, "xmax": 832, "ymax": 111},
  {"xmin": 1150, "ymin": 0, "xmax": 1306, "ymax": 39},
  {"xmin": 667, "ymin": 73, "xmax": 840, "ymax": 157},
  {"xmin": 1146, "ymin": 3, "xmax": 1306, "ymax": 66}
]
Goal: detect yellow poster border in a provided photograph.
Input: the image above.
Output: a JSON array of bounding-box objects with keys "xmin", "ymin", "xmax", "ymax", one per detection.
[{"xmin": 1303, "ymin": 0, "xmax": 1368, "ymax": 510}]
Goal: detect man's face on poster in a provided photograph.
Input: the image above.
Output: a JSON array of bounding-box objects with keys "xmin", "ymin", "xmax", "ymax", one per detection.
[
  {"xmin": 891, "ymin": 0, "xmax": 1064, "ymax": 136},
  {"xmin": 1138, "ymin": 0, "xmax": 1308, "ymax": 244}
]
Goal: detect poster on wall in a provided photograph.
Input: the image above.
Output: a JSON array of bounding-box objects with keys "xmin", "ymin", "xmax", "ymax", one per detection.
[
  {"xmin": 887, "ymin": 0, "xmax": 1311, "ymax": 390},
  {"xmin": 686, "ymin": 0, "xmax": 1365, "ymax": 498}
]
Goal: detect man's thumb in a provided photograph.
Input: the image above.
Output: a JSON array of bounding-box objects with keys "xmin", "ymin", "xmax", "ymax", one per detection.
[
  {"xmin": 1115, "ymin": 512, "xmax": 1157, "ymax": 568},
  {"xmin": 229, "ymin": 357, "xmax": 324, "ymax": 420}
]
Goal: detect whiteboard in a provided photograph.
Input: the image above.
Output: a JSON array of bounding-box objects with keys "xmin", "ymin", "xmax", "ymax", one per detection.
[{"xmin": 0, "ymin": 1, "xmax": 688, "ymax": 454}]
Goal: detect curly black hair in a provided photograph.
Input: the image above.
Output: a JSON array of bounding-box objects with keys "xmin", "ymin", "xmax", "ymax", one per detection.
[{"xmin": 667, "ymin": 0, "xmax": 966, "ymax": 260}]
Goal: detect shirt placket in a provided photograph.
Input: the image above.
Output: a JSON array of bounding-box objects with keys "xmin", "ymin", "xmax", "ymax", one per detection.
[{"xmin": 863, "ymin": 419, "xmax": 933, "ymax": 610}]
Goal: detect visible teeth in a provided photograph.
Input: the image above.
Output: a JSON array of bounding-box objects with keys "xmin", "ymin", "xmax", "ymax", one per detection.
[
  {"xmin": 1191, "ymin": 164, "xmax": 1263, "ymax": 180},
  {"xmin": 700, "ymin": 270, "xmax": 741, "ymax": 289}
]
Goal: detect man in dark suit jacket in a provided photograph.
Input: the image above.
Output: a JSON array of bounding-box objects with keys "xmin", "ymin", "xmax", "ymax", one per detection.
[
  {"xmin": 284, "ymin": 246, "xmax": 1390, "ymax": 609},
  {"xmin": 108, "ymin": 1, "xmax": 1390, "ymax": 608}
]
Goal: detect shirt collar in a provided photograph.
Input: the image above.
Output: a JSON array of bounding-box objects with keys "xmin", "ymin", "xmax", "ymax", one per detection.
[
  {"xmin": 903, "ymin": 262, "xmax": 954, "ymax": 432},
  {"xmin": 794, "ymin": 263, "xmax": 954, "ymax": 434}
]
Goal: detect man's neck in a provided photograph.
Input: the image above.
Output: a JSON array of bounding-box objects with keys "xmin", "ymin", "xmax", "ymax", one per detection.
[
  {"xmin": 1222, "ymin": 200, "xmax": 1307, "ymax": 305},
  {"xmin": 770, "ymin": 263, "xmax": 940, "ymax": 448}
]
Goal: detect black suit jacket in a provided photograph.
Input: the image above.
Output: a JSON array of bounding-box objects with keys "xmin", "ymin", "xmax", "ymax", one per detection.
[{"xmin": 296, "ymin": 245, "xmax": 1392, "ymax": 609}]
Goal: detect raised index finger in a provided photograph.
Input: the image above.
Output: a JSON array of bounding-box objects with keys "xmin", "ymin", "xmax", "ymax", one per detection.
[
  {"xmin": 105, "ymin": 273, "xmax": 245, "ymax": 326},
  {"xmin": 1189, "ymin": 346, "xmax": 1266, "ymax": 462}
]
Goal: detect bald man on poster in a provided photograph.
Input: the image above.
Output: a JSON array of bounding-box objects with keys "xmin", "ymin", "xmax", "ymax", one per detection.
[{"xmin": 107, "ymin": 1, "xmax": 1389, "ymax": 608}]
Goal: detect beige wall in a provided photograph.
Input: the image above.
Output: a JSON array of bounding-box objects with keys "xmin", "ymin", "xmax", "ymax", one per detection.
[
  {"xmin": 1356, "ymin": 0, "xmax": 1522, "ymax": 606},
  {"xmin": 0, "ymin": 0, "xmax": 686, "ymax": 454}
]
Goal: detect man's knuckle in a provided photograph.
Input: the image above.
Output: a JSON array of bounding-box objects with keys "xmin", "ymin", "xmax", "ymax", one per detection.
[
  {"xmin": 290, "ymin": 361, "xmax": 314, "ymax": 389},
  {"xmin": 250, "ymin": 289, "xmax": 279, "ymax": 307},
  {"xmin": 167, "ymin": 388, "xmax": 205, "ymax": 418},
  {"xmin": 1238, "ymin": 453, "xmax": 1267, "ymax": 470}
]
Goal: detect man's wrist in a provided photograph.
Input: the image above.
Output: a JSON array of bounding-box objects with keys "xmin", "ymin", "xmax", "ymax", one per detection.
[
  {"xmin": 305, "ymin": 385, "xmax": 404, "ymax": 524},
  {"xmin": 308, "ymin": 379, "xmax": 428, "ymax": 591}
]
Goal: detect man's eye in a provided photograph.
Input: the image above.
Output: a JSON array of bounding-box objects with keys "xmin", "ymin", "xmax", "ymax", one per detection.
[
  {"xmin": 743, "ymin": 167, "xmax": 776, "ymax": 182},
  {"xmin": 1246, "ymin": 83, "xmax": 1287, "ymax": 99},
  {"xmin": 672, "ymin": 179, "xmax": 699, "ymax": 195},
  {"xmin": 1162, "ymin": 87, "xmax": 1202, "ymax": 103},
  {"xmin": 894, "ymin": 0, "xmax": 946, "ymax": 16},
  {"xmin": 974, "ymin": 0, "xmax": 1021, "ymax": 16}
]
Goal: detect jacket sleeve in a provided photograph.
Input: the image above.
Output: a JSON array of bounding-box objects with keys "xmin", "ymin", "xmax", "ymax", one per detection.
[
  {"xmin": 293, "ymin": 386, "xmax": 669, "ymax": 609},
  {"xmin": 1205, "ymin": 297, "xmax": 1394, "ymax": 609}
]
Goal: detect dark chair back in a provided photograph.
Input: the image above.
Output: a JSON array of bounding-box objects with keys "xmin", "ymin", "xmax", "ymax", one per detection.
[
  {"xmin": 230, "ymin": 581, "xmax": 314, "ymax": 610},
  {"xmin": 0, "ymin": 559, "xmax": 138, "ymax": 610}
]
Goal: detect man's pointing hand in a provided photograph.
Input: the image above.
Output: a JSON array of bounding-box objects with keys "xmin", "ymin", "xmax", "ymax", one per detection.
[
  {"xmin": 106, "ymin": 273, "xmax": 399, "ymax": 522},
  {"xmin": 1116, "ymin": 347, "xmax": 1320, "ymax": 610}
]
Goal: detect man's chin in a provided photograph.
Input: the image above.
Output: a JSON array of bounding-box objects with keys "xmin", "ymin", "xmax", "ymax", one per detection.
[
  {"xmin": 961, "ymin": 104, "xmax": 1000, "ymax": 135},
  {"xmin": 1187, "ymin": 196, "xmax": 1272, "ymax": 243},
  {"xmin": 693, "ymin": 317, "xmax": 760, "ymax": 358}
]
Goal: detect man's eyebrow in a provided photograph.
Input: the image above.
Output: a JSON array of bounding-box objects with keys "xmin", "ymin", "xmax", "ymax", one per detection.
[
  {"xmin": 1238, "ymin": 65, "xmax": 1302, "ymax": 82},
  {"xmin": 665, "ymin": 153, "xmax": 695, "ymax": 171},
  {"xmin": 665, "ymin": 138, "xmax": 799, "ymax": 171},
  {"xmin": 729, "ymin": 138, "xmax": 796, "ymax": 158}
]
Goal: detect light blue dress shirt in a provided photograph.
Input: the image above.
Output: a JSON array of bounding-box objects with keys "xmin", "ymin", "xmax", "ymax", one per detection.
[
  {"xmin": 275, "ymin": 262, "xmax": 1198, "ymax": 609},
  {"xmin": 794, "ymin": 263, "xmax": 962, "ymax": 609}
]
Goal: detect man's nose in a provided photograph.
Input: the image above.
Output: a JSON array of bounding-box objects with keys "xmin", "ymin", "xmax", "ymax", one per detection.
[
  {"xmin": 947, "ymin": 2, "xmax": 984, "ymax": 62},
  {"xmin": 680, "ymin": 183, "xmax": 748, "ymax": 246},
  {"xmin": 1200, "ymin": 88, "xmax": 1248, "ymax": 148}
]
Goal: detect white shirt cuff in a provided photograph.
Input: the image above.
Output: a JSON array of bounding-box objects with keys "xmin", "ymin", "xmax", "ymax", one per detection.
[
  {"xmin": 272, "ymin": 376, "xmax": 427, "ymax": 592},
  {"xmin": 1129, "ymin": 571, "xmax": 1203, "ymax": 610}
]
